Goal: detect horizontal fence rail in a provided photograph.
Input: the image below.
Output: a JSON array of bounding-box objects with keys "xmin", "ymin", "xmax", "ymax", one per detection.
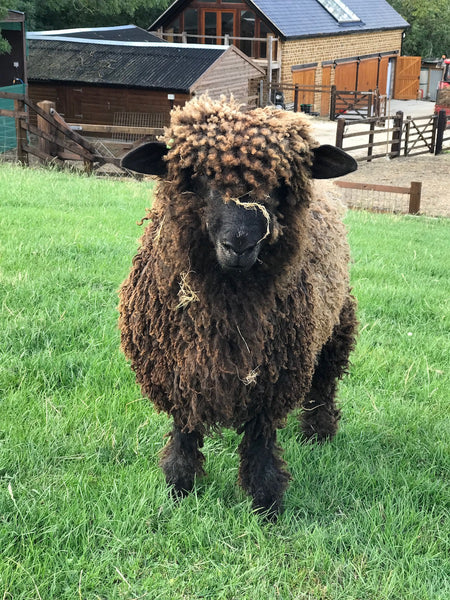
[{"xmin": 334, "ymin": 180, "xmax": 422, "ymax": 214}]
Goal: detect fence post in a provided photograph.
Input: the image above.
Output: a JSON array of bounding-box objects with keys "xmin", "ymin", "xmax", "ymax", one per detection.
[
  {"xmin": 330, "ymin": 85, "xmax": 336, "ymax": 121},
  {"xmin": 408, "ymin": 181, "xmax": 422, "ymax": 215},
  {"xmin": 335, "ymin": 117, "xmax": 345, "ymax": 149},
  {"xmin": 404, "ymin": 115, "xmax": 411, "ymax": 156},
  {"xmin": 37, "ymin": 100, "xmax": 57, "ymax": 160},
  {"xmin": 434, "ymin": 109, "xmax": 447, "ymax": 155},
  {"xmin": 294, "ymin": 85, "xmax": 299, "ymax": 112},
  {"xmin": 391, "ymin": 110, "xmax": 403, "ymax": 158},
  {"xmin": 14, "ymin": 98, "xmax": 28, "ymax": 165},
  {"xmin": 368, "ymin": 120, "xmax": 375, "ymax": 162}
]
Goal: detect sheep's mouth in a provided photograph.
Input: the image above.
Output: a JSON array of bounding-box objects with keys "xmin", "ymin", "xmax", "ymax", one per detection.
[{"xmin": 216, "ymin": 243, "xmax": 260, "ymax": 273}]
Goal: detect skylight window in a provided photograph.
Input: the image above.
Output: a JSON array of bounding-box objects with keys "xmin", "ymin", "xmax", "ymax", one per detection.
[{"xmin": 317, "ymin": 0, "xmax": 361, "ymax": 23}]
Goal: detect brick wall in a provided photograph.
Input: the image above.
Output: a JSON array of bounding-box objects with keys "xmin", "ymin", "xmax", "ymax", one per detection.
[{"xmin": 280, "ymin": 29, "xmax": 404, "ymax": 87}]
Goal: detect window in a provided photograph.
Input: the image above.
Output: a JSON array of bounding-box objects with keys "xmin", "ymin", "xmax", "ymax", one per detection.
[
  {"xmin": 259, "ymin": 20, "xmax": 271, "ymax": 59},
  {"xmin": 184, "ymin": 8, "xmax": 198, "ymax": 42},
  {"xmin": 316, "ymin": 0, "xmax": 361, "ymax": 23},
  {"xmin": 240, "ymin": 10, "xmax": 255, "ymax": 56}
]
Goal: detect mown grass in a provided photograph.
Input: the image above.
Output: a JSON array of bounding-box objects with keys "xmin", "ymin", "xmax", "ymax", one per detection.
[{"xmin": 0, "ymin": 163, "xmax": 449, "ymax": 599}]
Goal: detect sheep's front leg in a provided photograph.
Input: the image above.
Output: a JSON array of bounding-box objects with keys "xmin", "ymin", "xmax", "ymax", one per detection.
[
  {"xmin": 238, "ymin": 417, "xmax": 291, "ymax": 519},
  {"xmin": 159, "ymin": 425, "xmax": 205, "ymax": 497}
]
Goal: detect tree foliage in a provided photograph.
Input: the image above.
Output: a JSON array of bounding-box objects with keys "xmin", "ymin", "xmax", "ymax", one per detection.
[
  {"xmin": 390, "ymin": 0, "xmax": 450, "ymax": 58},
  {"xmin": 2, "ymin": 0, "xmax": 171, "ymax": 31},
  {"xmin": 3, "ymin": 0, "xmax": 450, "ymax": 59}
]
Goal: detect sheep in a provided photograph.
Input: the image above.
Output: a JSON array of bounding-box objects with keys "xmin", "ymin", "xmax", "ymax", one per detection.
[{"xmin": 118, "ymin": 96, "xmax": 358, "ymax": 518}]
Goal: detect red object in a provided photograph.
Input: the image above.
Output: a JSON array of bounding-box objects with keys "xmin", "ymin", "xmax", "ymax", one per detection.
[{"xmin": 435, "ymin": 59, "xmax": 450, "ymax": 118}]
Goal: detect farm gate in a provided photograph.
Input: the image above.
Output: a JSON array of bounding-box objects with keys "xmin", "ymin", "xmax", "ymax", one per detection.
[
  {"xmin": 335, "ymin": 110, "xmax": 449, "ymax": 162},
  {"xmin": 268, "ymin": 82, "xmax": 385, "ymax": 120}
]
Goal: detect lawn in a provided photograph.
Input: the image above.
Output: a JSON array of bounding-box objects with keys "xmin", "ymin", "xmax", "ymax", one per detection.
[{"xmin": 0, "ymin": 163, "xmax": 449, "ymax": 599}]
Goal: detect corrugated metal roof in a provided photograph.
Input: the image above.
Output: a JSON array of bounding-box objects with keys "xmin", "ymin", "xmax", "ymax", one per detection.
[
  {"xmin": 27, "ymin": 39, "xmax": 228, "ymax": 92},
  {"xmin": 151, "ymin": 0, "xmax": 409, "ymax": 40}
]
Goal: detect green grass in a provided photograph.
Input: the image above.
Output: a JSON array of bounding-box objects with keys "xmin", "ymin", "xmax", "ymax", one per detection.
[{"xmin": 1, "ymin": 163, "xmax": 449, "ymax": 599}]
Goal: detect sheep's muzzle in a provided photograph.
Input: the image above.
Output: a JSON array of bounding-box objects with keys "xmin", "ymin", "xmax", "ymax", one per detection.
[{"xmin": 205, "ymin": 193, "xmax": 270, "ymax": 274}]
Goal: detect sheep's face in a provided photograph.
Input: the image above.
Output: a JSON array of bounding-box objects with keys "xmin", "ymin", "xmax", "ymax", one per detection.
[{"xmin": 204, "ymin": 190, "xmax": 270, "ymax": 273}]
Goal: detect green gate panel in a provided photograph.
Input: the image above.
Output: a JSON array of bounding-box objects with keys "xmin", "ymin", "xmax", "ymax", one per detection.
[{"xmin": 0, "ymin": 83, "xmax": 26, "ymax": 154}]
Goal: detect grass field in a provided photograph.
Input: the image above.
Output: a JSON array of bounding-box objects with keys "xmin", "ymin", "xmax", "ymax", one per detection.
[{"xmin": 0, "ymin": 163, "xmax": 449, "ymax": 599}]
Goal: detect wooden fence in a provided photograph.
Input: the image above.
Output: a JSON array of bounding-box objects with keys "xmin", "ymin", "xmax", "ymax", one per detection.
[
  {"xmin": 0, "ymin": 91, "xmax": 164, "ymax": 173},
  {"xmin": 334, "ymin": 180, "xmax": 422, "ymax": 215},
  {"xmin": 336, "ymin": 110, "xmax": 449, "ymax": 162},
  {"xmin": 268, "ymin": 83, "xmax": 386, "ymax": 120}
]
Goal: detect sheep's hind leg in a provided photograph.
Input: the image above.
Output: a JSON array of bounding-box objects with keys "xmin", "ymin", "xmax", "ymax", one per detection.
[
  {"xmin": 301, "ymin": 297, "xmax": 357, "ymax": 442},
  {"xmin": 159, "ymin": 425, "xmax": 205, "ymax": 497},
  {"xmin": 238, "ymin": 417, "xmax": 291, "ymax": 519}
]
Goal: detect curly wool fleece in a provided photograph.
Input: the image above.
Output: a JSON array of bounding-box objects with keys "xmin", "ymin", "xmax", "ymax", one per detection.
[{"xmin": 163, "ymin": 95, "xmax": 315, "ymax": 202}]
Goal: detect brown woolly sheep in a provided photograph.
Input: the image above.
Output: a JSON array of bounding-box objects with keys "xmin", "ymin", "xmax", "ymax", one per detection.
[{"xmin": 119, "ymin": 96, "xmax": 358, "ymax": 518}]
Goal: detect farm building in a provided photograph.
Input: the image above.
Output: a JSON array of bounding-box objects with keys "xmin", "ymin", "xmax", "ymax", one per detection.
[
  {"xmin": 26, "ymin": 27, "xmax": 264, "ymax": 129},
  {"xmin": 151, "ymin": 0, "xmax": 416, "ymax": 102},
  {"xmin": 0, "ymin": 9, "xmax": 27, "ymax": 153}
]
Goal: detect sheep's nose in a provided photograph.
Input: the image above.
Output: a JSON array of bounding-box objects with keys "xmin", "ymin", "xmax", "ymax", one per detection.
[{"xmin": 220, "ymin": 239, "xmax": 256, "ymax": 257}]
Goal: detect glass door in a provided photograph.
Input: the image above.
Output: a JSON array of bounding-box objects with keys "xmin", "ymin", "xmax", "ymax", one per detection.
[
  {"xmin": 203, "ymin": 10, "xmax": 235, "ymax": 45},
  {"xmin": 204, "ymin": 11, "xmax": 217, "ymax": 44}
]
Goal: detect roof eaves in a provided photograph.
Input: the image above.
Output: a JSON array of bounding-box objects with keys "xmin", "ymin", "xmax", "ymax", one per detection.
[
  {"xmin": 283, "ymin": 24, "xmax": 408, "ymax": 41},
  {"xmin": 28, "ymin": 76, "xmax": 192, "ymax": 94}
]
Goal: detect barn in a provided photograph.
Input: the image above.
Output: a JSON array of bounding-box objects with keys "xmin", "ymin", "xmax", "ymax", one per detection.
[
  {"xmin": 26, "ymin": 27, "xmax": 264, "ymax": 129},
  {"xmin": 151, "ymin": 0, "xmax": 416, "ymax": 104}
]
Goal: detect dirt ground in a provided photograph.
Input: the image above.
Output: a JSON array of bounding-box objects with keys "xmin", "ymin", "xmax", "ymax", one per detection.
[
  {"xmin": 335, "ymin": 153, "xmax": 450, "ymax": 218},
  {"xmin": 311, "ymin": 102, "xmax": 450, "ymax": 218}
]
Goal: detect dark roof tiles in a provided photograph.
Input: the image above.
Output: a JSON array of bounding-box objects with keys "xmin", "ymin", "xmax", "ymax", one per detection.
[
  {"xmin": 152, "ymin": 0, "xmax": 409, "ymax": 40},
  {"xmin": 251, "ymin": 0, "xmax": 408, "ymax": 38}
]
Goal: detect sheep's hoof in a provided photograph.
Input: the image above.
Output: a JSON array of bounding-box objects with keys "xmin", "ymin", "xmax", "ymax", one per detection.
[
  {"xmin": 252, "ymin": 498, "xmax": 282, "ymax": 522},
  {"xmin": 167, "ymin": 477, "xmax": 195, "ymax": 500}
]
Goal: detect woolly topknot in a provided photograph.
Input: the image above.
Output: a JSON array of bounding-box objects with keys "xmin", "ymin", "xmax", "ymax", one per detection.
[{"xmin": 163, "ymin": 95, "xmax": 316, "ymax": 202}]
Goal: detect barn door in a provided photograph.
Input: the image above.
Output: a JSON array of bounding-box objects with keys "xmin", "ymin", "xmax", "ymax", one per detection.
[
  {"xmin": 321, "ymin": 65, "xmax": 332, "ymax": 116},
  {"xmin": 394, "ymin": 57, "xmax": 421, "ymax": 100},
  {"xmin": 378, "ymin": 57, "xmax": 390, "ymax": 95},
  {"xmin": 334, "ymin": 61, "xmax": 358, "ymax": 91},
  {"xmin": 292, "ymin": 67, "xmax": 316, "ymax": 104},
  {"xmin": 357, "ymin": 58, "xmax": 379, "ymax": 91}
]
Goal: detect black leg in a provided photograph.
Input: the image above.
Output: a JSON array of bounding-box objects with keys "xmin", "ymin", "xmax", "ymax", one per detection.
[
  {"xmin": 301, "ymin": 296, "xmax": 357, "ymax": 442},
  {"xmin": 238, "ymin": 417, "xmax": 291, "ymax": 519},
  {"xmin": 159, "ymin": 424, "xmax": 205, "ymax": 497}
]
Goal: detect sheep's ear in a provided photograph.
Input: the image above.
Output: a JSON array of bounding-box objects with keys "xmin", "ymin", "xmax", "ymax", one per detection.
[
  {"xmin": 310, "ymin": 145, "xmax": 357, "ymax": 179},
  {"xmin": 121, "ymin": 142, "xmax": 168, "ymax": 176}
]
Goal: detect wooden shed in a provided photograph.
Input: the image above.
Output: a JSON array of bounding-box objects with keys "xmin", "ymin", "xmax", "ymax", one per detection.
[{"xmin": 26, "ymin": 28, "xmax": 264, "ymax": 129}]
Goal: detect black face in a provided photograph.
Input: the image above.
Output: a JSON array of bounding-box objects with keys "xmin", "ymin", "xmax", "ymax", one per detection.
[{"xmin": 204, "ymin": 191, "xmax": 270, "ymax": 273}]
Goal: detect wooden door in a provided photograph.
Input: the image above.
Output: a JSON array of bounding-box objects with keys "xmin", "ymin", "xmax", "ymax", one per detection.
[
  {"xmin": 321, "ymin": 65, "xmax": 332, "ymax": 116},
  {"xmin": 394, "ymin": 56, "xmax": 421, "ymax": 100},
  {"xmin": 334, "ymin": 61, "xmax": 358, "ymax": 91},
  {"xmin": 292, "ymin": 68, "xmax": 316, "ymax": 104},
  {"xmin": 202, "ymin": 10, "xmax": 235, "ymax": 44},
  {"xmin": 357, "ymin": 58, "xmax": 379, "ymax": 91}
]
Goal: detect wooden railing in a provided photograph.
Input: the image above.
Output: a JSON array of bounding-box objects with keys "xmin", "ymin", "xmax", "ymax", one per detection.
[{"xmin": 0, "ymin": 91, "xmax": 163, "ymax": 173}]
